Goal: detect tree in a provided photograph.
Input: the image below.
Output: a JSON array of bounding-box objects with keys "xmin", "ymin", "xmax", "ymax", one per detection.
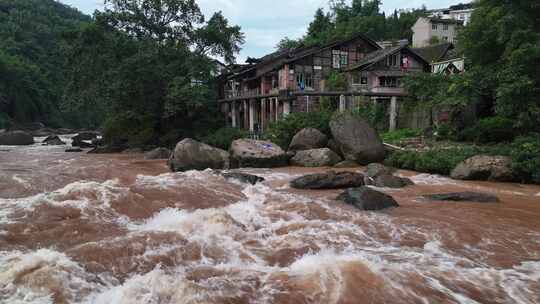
[
  {"xmin": 276, "ymin": 37, "xmax": 303, "ymax": 50},
  {"xmin": 459, "ymin": 0, "xmax": 540, "ymax": 131},
  {"xmin": 306, "ymin": 8, "xmax": 333, "ymax": 41}
]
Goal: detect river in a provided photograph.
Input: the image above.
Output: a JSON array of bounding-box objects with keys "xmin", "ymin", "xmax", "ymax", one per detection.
[{"xmin": 1, "ymin": 135, "xmax": 539, "ymax": 303}]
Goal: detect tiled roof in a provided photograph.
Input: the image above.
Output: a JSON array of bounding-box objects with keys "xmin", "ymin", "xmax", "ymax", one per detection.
[{"xmin": 411, "ymin": 43, "xmax": 455, "ymax": 63}]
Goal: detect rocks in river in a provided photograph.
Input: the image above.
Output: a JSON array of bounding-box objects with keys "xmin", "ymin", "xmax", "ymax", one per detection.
[
  {"xmin": 42, "ymin": 135, "xmax": 65, "ymax": 146},
  {"xmin": 424, "ymin": 192, "xmax": 500, "ymax": 203},
  {"xmin": 65, "ymin": 148, "xmax": 83, "ymax": 153},
  {"xmin": 330, "ymin": 113, "xmax": 386, "ymax": 165},
  {"xmin": 168, "ymin": 138, "xmax": 230, "ymax": 172},
  {"xmin": 290, "ymin": 148, "xmax": 342, "ymax": 167},
  {"xmin": 372, "ymin": 174, "xmax": 414, "ymax": 188},
  {"xmin": 0, "ymin": 131, "xmax": 34, "ymax": 146},
  {"xmin": 144, "ymin": 147, "xmax": 171, "ymax": 160},
  {"xmin": 290, "ymin": 171, "xmax": 364, "ymax": 189},
  {"xmin": 451, "ymin": 155, "xmax": 515, "ymax": 182},
  {"xmin": 72, "ymin": 131, "xmax": 101, "ymax": 148},
  {"xmin": 337, "ymin": 187, "xmax": 399, "ymax": 211},
  {"xmin": 221, "ymin": 172, "xmax": 265, "ymax": 185},
  {"xmin": 87, "ymin": 140, "xmax": 128, "ymax": 154},
  {"xmin": 365, "ymin": 163, "xmax": 395, "ymax": 179},
  {"xmin": 288, "ymin": 128, "xmax": 328, "ymax": 151},
  {"xmin": 334, "ymin": 160, "xmax": 361, "ymax": 168},
  {"xmin": 230, "ymin": 139, "xmax": 289, "ymax": 168}
]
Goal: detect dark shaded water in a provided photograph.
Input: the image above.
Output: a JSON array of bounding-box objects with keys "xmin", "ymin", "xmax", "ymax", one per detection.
[{"xmin": 1, "ymin": 136, "xmax": 539, "ymax": 303}]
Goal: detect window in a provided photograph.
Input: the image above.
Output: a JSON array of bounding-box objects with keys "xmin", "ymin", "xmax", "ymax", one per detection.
[
  {"xmin": 361, "ymin": 72, "xmax": 368, "ymax": 85},
  {"xmin": 443, "ymin": 24, "xmax": 449, "ymax": 30},
  {"xmin": 386, "ymin": 54, "xmax": 398, "ymax": 67},
  {"xmin": 332, "ymin": 50, "xmax": 341, "ymax": 68},
  {"xmin": 296, "ymin": 73, "xmax": 313, "ymax": 90},
  {"xmin": 379, "ymin": 77, "xmax": 401, "ymax": 88},
  {"xmin": 340, "ymin": 52, "xmax": 348, "ymax": 66},
  {"xmin": 432, "ymin": 23, "xmax": 438, "ymax": 30}
]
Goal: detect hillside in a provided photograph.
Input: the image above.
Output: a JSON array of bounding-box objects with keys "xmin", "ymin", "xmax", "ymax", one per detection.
[{"xmin": 0, "ymin": 0, "xmax": 90, "ymax": 128}]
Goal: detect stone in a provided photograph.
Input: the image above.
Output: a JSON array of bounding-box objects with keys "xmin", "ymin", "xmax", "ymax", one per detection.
[
  {"xmin": 144, "ymin": 147, "xmax": 171, "ymax": 160},
  {"xmin": 365, "ymin": 163, "xmax": 395, "ymax": 179},
  {"xmin": 424, "ymin": 192, "xmax": 500, "ymax": 203},
  {"xmin": 0, "ymin": 131, "xmax": 34, "ymax": 146},
  {"xmin": 334, "ymin": 160, "xmax": 361, "ymax": 168},
  {"xmin": 168, "ymin": 138, "xmax": 230, "ymax": 172},
  {"xmin": 65, "ymin": 148, "xmax": 83, "ymax": 153},
  {"xmin": 337, "ymin": 187, "xmax": 399, "ymax": 211},
  {"xmin": 451, "ymin": 155, "xmax": 515, "ymax": 182},
  {"xmin": 290, "ymin": 171, "xmax": 364, "ymax": 190},
  {"xmin": 122, "ymin": 148, "xmax": 143, "ymax": 154},
  {"xmin": 42, "ymin": 135, "xmax": 65, "ymax": 146},
  {"xmin": 72, "ymin": 132, "xmax": 100, "ymax": 148},
  {"xmin": 327, "ymin": 139, "xmax": 343, "ymax": 157},
  {"xmin": 75, "ymin": 131, "xmax": 100, "ymax": 141},
  {"xmin": 221, "ymin": 172, "xmax": 265, "ymax": 185},
  {"xmin": 288, "ymin": 128, "xmax": 328, "ymax": 151},
  {"xmin": 230, "ymin": 139, "xmax": 289, "ymax": 168},
  {"xmin": 330, "ymin": 113, "xmax": 386, "ymax": 165},
  {"xmin": 372, "ymin": 174, "xmax": 414, "ymax": 188},
  {"xmin": 290, "ymin": 148, "xmax": 342, "ymax": 167}
]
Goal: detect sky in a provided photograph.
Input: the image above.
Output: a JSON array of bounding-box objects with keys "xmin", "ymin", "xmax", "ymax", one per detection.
[{"xmin": 60, "ymin": 0, "xmax": 458, "ymax": 63}]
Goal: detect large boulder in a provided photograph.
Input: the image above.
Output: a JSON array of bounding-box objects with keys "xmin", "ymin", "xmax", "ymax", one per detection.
[
  {"xmin": 424, "ymin": 192, "xmax": 499, "ymax": 203},
  {"xmin": 0, "ymin": 131, "xmax": 34, "ymax": 146},
  {"xmin": 42, "ymin": 135, "xmax": 65, "ymax": 146},
  {"xmin": 288, "ymin": 128, "xmax": 328, "ymax": 151},
  {"xmin": 330, "ymin": 114, "xmax": 386, "ymax": 165},
  {"xmin": 144, "ymin": 147, "xmax": 171, "ymax": 160},
  {"xmin": 372, "ymin": 174, "xmax": 414, "ymax": 188},
  {"xmin": 168, "ymin": 138, "xmax": 230, "ymax": 172},
  {"xmin": 290, "ymin": 171, "xmax": 364, "ymax": 189},
  {"xmin": 290, "ymin": 148, "xmax": 342, "ymax": 167},
  {"xmin": 337, "ymin": 187, "xmax": 399, "ymax": 211},
  {"xmin": 230, "ymin": 139, "xmax": 288, "ymax": 168},
  {"xmin": 451, "ymin": 155, "xmax": 514, "ymax": 182},
  {"xmin": 365, "ymin": 163, "xmax": 395, "ymax": 179}
]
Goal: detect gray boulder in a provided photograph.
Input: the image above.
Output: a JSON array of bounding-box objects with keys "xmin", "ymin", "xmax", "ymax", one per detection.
[
  {"xmin": 42, "ymin": 135, "xmax": 65, "ymax": 146},
  {"xmin": 290, "ymin": 148, "xmax": 342, "ymax": 167},
  {"xmin": 327, "ymin": 139, "xmax": 343, "ymax": 157},
  {"xmin": 330, "ymin": 113, "xmax": 385, "ymax": 165},
  {"xmin": 290, "ymin": 171, "xmax": 364, "ymax": 189},
  {"xmin": 337, "ymin": 187, "xmax": 399, "ymax": 211},
  {"xmin": 144, "ymin": 147, "xmax": 171, "ymax": 160},
  {"xmin": 371, "ymin": 174, "xmax": 414, "ymax": 188},
  {"xmin": 424, "ymin": 192, "xmax": 499, "ymax": 203},
  {"xmin": 65, "ymin": 148, "xmax": 83, "ymax": 153},
  {"xmin": 288, "ymin": 128, "xmax": 328, "ymax": 151},
  {"xmin": 221, "ymin": 172, "xmax": 265, "ymax": 185},
  {"xmin": 230, "ymin": 139, "xmax": 288, "ymax": 168},
  {"xmin": 168, "ymin": 138, "xmax": 230, "ymax": 172},
  {"xmin": 365, "ymin": 163, "xmax": 395, "ymax": 179},
  {"xmin": 0, "ymin": 131, "xmax": 34, "ymax": 146},
  {"xmin": 451, "ymin": 155, "xmax": 514, "ymax": 182},
  {"xmin": 334, "ymin": 160, "xmax": 361, "ymax": 168}
]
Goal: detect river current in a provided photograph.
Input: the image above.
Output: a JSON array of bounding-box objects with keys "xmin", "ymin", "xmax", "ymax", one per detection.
[{"xmin": 0, "ymin": 135, "xmax": 539, "ymax": 303}]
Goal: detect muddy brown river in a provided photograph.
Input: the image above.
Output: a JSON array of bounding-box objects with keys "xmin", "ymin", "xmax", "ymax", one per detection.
[{"xmin": 1, "ymin": 135, "xmax": 539, "ymax": 303}]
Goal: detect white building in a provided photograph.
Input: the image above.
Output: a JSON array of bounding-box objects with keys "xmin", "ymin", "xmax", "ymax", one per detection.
[
  {"xmin": 429, "ymin": 3, "xmax": 474, "ymax": 25},
  {"xmin": 412, "ymin": 17, "xmax": 464, "ymax": 47}
]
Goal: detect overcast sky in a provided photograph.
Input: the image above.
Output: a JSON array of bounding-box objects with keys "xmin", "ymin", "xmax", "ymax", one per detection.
[{"xmin": 60, "ymin": 0, "xmax": 459, "ymax": 62}]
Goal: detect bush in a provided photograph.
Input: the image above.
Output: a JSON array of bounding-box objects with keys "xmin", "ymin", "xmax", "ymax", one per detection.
[
  {"xmin": 460, "ymin": 116, "xmax": 516, "ymax": 143},
  {"xmin": 381, "ymin": 128, "xmax": 422, "ymax": 144},
  {"xmin": 200, "ymin": 127, "xmax": 249, "ymax": 150},
  {"xmin": 511, "ymin": 133, "xmax": 540, "ymax": 184},
  {"xmin": 0, "ymin": 112, "xmax": 12, "ymax": 129},
  {"xmin": 434, "ymin": 123, "xmax": 457, "ymax": 141},
  {"xmin": 265, "ymin": 111, "xmax": 333, "ymax": 149}
]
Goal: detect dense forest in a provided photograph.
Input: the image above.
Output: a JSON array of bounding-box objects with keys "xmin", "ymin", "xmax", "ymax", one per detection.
[
  {"xmin": 0, "ymin": 0, "xmax": 90, "ymax": 128},
  {"xmin": 0, "ymin": 0, "xmax": 244, "ymax": 148}
]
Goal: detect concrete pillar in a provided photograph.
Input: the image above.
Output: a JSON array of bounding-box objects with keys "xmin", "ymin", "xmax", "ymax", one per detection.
[
  {"xmin": 283, "ymin": 100, "xmax": 291, "ymax": 117},
  {"xmin": 275, "ymin": 99, "xmax": 279, "ymax": 121},
  {"xmin": 269, "ymin": 98, "xmax": 275, "ymax": 122},
  {"xmin": 339, "ymin": 95, "xmax": 346, "ymax": 113},
  {"xmin": 260, "ymin": 99, "xmax": 266, "ymax": 131},
  {"xmin": 389, "ymin": 96, "xmax": 398, "ymax": 131},
  {"xmin": 306, "ymin": 96, "xmax": 310, "ymax": 113},
  {"xmin": 231, "ymin": 102, "xmax": 237, "ymax": 128},
  {"xmin": 249, "ymin": 100, "xmax": 255, "ymax": 132},
  {"xmin": 243, "ymin": 101, "xmax": 249, "ymax": 129}
]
